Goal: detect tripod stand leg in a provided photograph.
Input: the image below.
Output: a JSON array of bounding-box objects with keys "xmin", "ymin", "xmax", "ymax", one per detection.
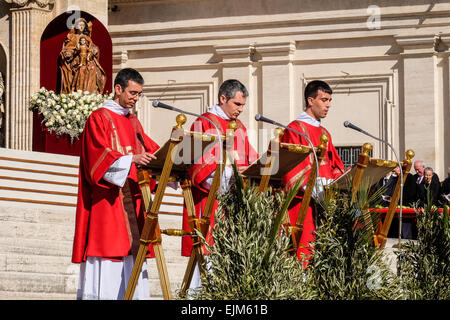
[
  {"xmin": 180, "ymin": 248, "xmax": 199, "ymax": 297},
  {"xmin": 125, "ymin": 142, "xmax": 179, "ymax": 300},
  {"xmin": 153, "ymin": 242, "xmax": 172, "ymax": 300},
  {"xmin": 125, "ymin": 242, "xmax": 149, "ymax": 300}
]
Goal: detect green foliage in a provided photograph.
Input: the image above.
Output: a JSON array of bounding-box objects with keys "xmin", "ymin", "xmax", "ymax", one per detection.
[
  {"xmin": 307, "ymin": 181, "xmax": 404, "ymax": 299},
  {"xmin": 396, "ymin": 203, "xmax": 450, "ymax": 300},
  {"xmin": 182, "ymin": 167, "xmax": 450, "ymax": 300},
  {"xmin": 187, "ymin": 165, "xmax": 315, "ymax": 300}
]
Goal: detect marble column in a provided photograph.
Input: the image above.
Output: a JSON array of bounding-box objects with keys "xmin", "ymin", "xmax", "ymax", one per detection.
[{"xmin": 6, "ymin": 0, "xmax": 53, "ymax": 150}]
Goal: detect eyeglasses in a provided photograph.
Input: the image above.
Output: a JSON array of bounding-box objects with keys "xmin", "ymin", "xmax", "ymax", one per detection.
[{"xmin": 127, "ymin": 90, "xmax": 144, "ymax": 98}]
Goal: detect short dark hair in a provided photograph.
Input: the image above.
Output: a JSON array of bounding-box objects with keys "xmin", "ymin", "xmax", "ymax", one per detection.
[
  {"xmin": 218, "ymin": 79, "xmax": 248, "ymax": 104},
  {"xmin": 424, "ymin": 167, "xmax": 434, "ymax": 174},
  {"xmin": 114, "ymin": 68, "xmax": 144, "ymax": 89},
  {"xmin": 304, "ymin": 80, "xmax": 332, "ymax": 108}
]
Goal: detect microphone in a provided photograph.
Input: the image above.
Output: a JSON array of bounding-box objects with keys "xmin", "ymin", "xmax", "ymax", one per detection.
[
  {"xmin": 152, "ymin": 99, "xmax": 177, "ymax": 111},
  {"xmin": 254, "ymin": 113, "xmax": 319, "ymax": 188},
  {"xmin": 343, "ymin": 121, "xmax": 366, "ymax": 134},
  {"xmin": 343, "ymin": 120, "xmax": 404, "ymax": 246},
  {"xmin": 254, "ymin": 114, "xmax": 277, "ymax": 125},
  {"xmin": 152, "ymin": 99, "xmax": 224, "ymax": 187}
]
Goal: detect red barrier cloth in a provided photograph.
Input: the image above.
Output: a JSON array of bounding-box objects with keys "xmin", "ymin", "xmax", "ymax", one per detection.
[{"xmin": 370, "ymin": 207, "xmax": 445, "ymax": 218}]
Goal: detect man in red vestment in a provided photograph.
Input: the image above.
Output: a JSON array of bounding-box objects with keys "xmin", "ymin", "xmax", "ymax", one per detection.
[
  {"xmin": 181, "ymin": 79, "xmax": 258, "ymax": 288},
  {"xmin": 72, "ymin": 68, "xmax": 159, "ymax": 299},
  {"xmin": 281, "ymin": 80, "xmax": 344, "ymax": 263}
]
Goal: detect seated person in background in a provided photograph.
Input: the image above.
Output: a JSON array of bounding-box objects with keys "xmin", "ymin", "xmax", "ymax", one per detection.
[
  {"xmin": 371, "ymin": 168, "xmax": 397, "ymax": 207},
  {"xmin": 372, "ymin": 166, "xmax": 417, "ymax": 239},
  {"xmin": 440, "ymin": 167, "xmax": 450, "ymax": 205},
  {"xmin": 398, "ymin": 168, "xmax": 418, "ymax": 239},
  {"xmin": 417, "ymin": 167, "xmax": 440, "ymax": 207},
  {"xmin": 402, "ymin": 170, "xmax": 418, "ymax": 207},
  {"xmin": 413, "ymin": 160, "xmax": 440, "ymax": 186}
]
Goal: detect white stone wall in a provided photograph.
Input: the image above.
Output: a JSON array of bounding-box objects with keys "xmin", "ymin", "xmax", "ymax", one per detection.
[{"xmin": 106, "ymin": 0, "xmax": 450, "ymax": 178}]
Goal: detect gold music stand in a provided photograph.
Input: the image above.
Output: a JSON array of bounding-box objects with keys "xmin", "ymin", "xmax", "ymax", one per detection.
[
  {"xmin": 241, "ymin": 127, "xmax": 313, "ymax": 192},
  {"xmin": 242, "ymin": 128, "xmax": 318, "ymax": 255},
  {"xmin": 328, "ymin": 144, "xmax": 399, "ymax": 246},
  {"xmin": 124, "ymin": 114, "xmax": 229, "ymax": 300},
  {"xmin": 286, "ymin": 133, "xmax": 329, "ymax": 252},
  {"xmin": 178, "ymin": 121, "xmax": 237, "ymax": 298},
  {"xmin": 376, "ymin": 149, "xmax": 415, "ymax": 248}
]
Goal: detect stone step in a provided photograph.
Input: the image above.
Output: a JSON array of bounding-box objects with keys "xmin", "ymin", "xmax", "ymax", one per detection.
[
  {"xmin": 147, "ymin": 259, "xmax": 189, "ymax": 277},
  {"xmin": 0, "ymin": 290, "xmax": 76, "ymax": 300},
  {"xmin": 0, "ymin": 148, "xmax": 80, "ymax": 166},
  {"xmin": 0, "ymin": 167, "xmax": 78, "ymax": 185},
  {"xmin": 0, "ymin": 178, "xmax": 78, "ymax": 194},
  {"xmin": 0, "ymin": 199, "xmax": 75, "ymax": 211},
  {"xmin": 0, "ymin": 206, "xmax": 75, "ymax": 225},
  {"xmin": 0, "ymin": 147, "xmax": 189, "ymax": 299},
  {"xmin": 0, "ymin": 220, "xmax": 75, "ymax": 242},
  {"xmin": 0, "ymin": 189, "xmax": 76, "ymax": 206},
  {"xmin": 0, "ymin": 239, "xmax": 184, "ymax": 267},
  {"xmin": 0, "ymin": 155, "xmax": 79, "ymax": 175},
  {"xmin": 0, "ymin": 253, "xmax": 75, "ymax": 275},
  {"xmin": 0, "ymin": 271, "xmax": 77, "ymax": 294},
  {"xmin": 0, "ymin": 237, "xmax": 73, "ymax": 257},
  {"xmin": 0, "ymin": 260, "xmax": 188, "ymax": 300}
]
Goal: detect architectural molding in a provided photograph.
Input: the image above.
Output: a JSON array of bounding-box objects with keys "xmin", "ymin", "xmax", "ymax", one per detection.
[
  {"xmin": 312, "ymin": 74, "xmax": 394, "ymax": 159},
  {"xmin": 5, "ymin": 0, "xmax": 54, "ymax": 9}
]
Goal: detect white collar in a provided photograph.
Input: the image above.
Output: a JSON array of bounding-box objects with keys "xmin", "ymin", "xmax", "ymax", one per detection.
[
  {"xmin": 102, "ymin": 99, "xmax": 130, "ymax": 116},
  {"xmin": 209, "ymin": 104, "xmax": 230, "ymax": 120},
  {"xmin": 295, "ymin": 111, "xmax": 321, "ymax": 127}
]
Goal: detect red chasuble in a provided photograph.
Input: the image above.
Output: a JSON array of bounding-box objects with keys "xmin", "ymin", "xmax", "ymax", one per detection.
[
  {"xmin": 281, "ymin": 120, "xmax": 344, "ymax": 261},
  {"xmin": 72, "ymin": 108, "xmax": 159, "ymax": 263},
  {"xmin": 181, "ymin": 112, "xmax": 258, "ymax": 256}
]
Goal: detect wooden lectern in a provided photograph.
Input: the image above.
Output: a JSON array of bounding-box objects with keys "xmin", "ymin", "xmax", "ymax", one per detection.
[
  {"xmin": 328, "ymin": 143, "xmax": 399, "ymax": 245},
  {"xmin": 289, "ymin": 133, "xmax": 328, "ymax": 252},
  {"xmin": 241, "ymin": 127, "xmax": 313, "ymax": 192},
  {"xmin": 178, "ymin": 121, "xmax": 237, "ymax": 298},
  {"xmin": 243, "ymin": 131, "xmax": 327, "ymax": 254},
  {"xmin": 376, "ymin": 149, "xmax": 415, "ymax": 248},
  {"xmin": 124, "ymin": 114, "xmax": 234, "ymax": 300}
]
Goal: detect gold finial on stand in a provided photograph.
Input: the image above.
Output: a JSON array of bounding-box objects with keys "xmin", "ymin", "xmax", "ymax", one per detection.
[
  {"xmin": 175, "ymin": 113, "xmax": 187, "ymax": 129},
  {"xmin": 405, "ymin": 149, "xmax": 415, "ymax": 163},
  {"xmin": 319, "ymin": 133, "xmax": 329, "ymax": 148},
  {"xmin": 227, "ymin": 120, "xmax": 238, "ymax": 131},
  {"xmin": 274, "ymin": 127, "xmax": 284, "ymax": 142},
  {"xmin": 361, "ymin": 142, "xmax": 373, "ymax": 156}
]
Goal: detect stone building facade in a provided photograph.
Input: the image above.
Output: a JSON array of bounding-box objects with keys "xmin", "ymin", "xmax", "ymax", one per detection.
[{"xmin": 1, "ymin": 0, "xmax": 450, "ymax": 178}]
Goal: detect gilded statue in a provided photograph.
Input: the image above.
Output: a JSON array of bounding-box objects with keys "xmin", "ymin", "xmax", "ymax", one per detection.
[{"xmin": 58, "ymin": 18, "xmax": 106, "ymax": 94}]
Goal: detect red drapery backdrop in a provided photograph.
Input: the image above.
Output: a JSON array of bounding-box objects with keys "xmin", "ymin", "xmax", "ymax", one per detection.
[{"xmin": 33, "ymin": 11, "xmax": 112, "ymax": 156}]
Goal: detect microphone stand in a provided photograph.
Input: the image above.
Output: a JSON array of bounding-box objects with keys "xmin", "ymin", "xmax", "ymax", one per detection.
[
  {"xmin": 254, "ymin": 114, "xmax": 320, "ymax": 193},
  {"xmin": 152, "ymin": 99, "xmax": 224, "ymax": 194},
  {"xmin": 345, "ymin": 123, "xmax": 404, "ymax": 248}
]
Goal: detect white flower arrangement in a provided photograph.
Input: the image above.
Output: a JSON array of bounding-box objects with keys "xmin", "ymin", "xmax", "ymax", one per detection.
[{"xmin": 29, "ymin": 87, "xmax": 113, "ymax": 141}]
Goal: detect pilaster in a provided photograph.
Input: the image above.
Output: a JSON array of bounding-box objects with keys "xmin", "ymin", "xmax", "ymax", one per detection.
[
  {"xmin": 7, "ymin": 0, "xmax": 53, "ymax": 150},
  {"xmin": 396, "ymin": 34, "xmax": 448, "ymax": 177}
]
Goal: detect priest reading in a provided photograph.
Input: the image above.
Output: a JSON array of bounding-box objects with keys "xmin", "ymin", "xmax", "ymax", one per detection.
[
  {"xmin": 72, "ymin": 68, "xmax": 159, "ymax": 300},
  {"xmin": 281, "ymin": 80, "xmax": 344, "ymax": 263},
  {"xmin": 182, "ymin": 79, "xmax": 258, "ymax": 289}
]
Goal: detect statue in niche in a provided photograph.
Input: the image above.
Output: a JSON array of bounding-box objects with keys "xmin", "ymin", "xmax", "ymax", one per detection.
[{"xmin": 58, "ymin": 18, "xmax": 106, "ymax": 94}]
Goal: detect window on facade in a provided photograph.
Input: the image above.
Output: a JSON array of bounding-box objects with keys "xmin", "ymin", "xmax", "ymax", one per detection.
[{"xmin": 336, "ymin": 146, "xmax": 373, "ymax": 169}]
